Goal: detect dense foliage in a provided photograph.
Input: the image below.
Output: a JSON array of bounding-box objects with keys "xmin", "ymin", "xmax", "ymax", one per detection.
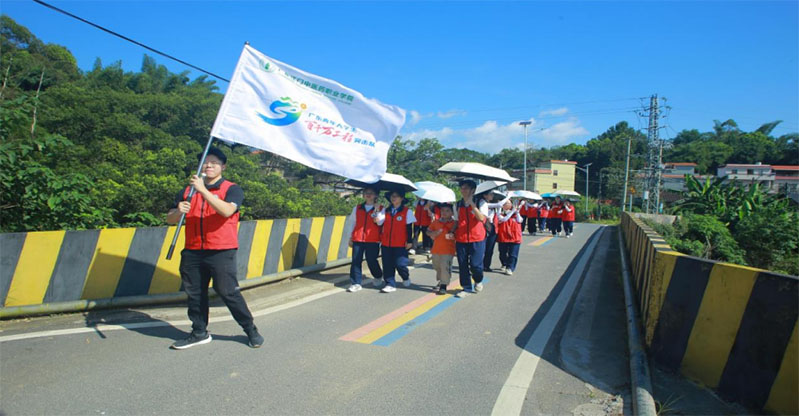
[
  {"xmin": 1, "ymin": 16, "xmax": 796, "ymax": 242},
  {"xmin": 646, "ymin": 179, "xmax": 798, "ymax": 275}
]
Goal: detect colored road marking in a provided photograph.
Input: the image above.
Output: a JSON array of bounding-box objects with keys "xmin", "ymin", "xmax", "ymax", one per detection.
[
  {"xmin": 340, "ymin": 278, "xmax": 490, "ymax": 346},
  {"xmin": 372, "ymin": 296, "xmax": 459, "ymax": 347},
  {"xmin": 530, "ymin": 236, "xmax": 553, "ymax": 247}
]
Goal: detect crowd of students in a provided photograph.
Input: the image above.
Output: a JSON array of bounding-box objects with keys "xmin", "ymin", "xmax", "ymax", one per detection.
[{"xmin": 347, "ymin": 180, "xmax": 577, "ymax": 297}]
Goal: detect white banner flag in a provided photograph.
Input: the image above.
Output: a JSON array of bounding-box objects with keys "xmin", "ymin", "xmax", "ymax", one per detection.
[{"xmin": 210, "ymin": 45, "xmax": 405, "ymax": 183}]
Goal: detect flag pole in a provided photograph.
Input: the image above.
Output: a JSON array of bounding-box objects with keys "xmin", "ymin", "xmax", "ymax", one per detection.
[{"xmin": 166, "ymin": 135, "xmax": 215, "ymax": 260}]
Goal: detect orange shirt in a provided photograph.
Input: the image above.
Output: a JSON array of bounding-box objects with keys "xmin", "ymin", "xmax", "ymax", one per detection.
[{"xmin": 428, "ymin": 219, "xmax": 456, "ymax": 255}]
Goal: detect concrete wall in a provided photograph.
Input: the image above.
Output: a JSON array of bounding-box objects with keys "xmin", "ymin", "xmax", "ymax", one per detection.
[
  {"xmin": 0, "ymin": 216, "xmax": 355, "ymax": 309},
  {"xmin": 620, "ymin": 212, "xmax": 797, "ymax": 414}
]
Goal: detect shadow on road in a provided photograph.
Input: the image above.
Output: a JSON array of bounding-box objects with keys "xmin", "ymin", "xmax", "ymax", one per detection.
[{"xmin": 83, "ymin": 308, "xmax": 250, "ymax": 347}]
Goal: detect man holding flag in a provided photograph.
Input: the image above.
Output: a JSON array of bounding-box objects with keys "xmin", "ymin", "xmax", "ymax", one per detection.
[{"xmin": 166, "ymin": 147, "xmax": 264, "ymax": 350}]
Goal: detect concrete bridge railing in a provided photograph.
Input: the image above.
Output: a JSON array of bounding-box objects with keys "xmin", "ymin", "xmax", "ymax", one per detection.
[
  {"xmin": 620, "ymin": 212, "xmax": 797, "ymax": 414},
  {"xmin": 0, "ymin": 215, "xmax": 355, "ymax": 316}
]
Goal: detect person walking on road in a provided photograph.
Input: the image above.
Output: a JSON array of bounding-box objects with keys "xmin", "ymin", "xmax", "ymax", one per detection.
[
  {"xmin": 454, "ymin": 180, "xmax": 488, "ymax": 298},
  {"xmin": 551, "ymin": 196, "xmax": 564, "ymax": 237},
  {"xmin": 347, "ymin": 187, "xmax": 385, "ymax": 292},
  {"xmin": 524, "ymin": 199, "xmax": 539, "ymax": 235},
  {"xmin": 166, "ymin": 147, "xmax": 264, "ymax": 350},
  {"xmin": 497, "ymin": 199, "xmax": 523, "ymax": 275},
  {"xmin": 378, "ymin": 191, "xmax": 416, "ymax": 293},
  {"xmin": 538, "ymin": 200, "xmax": 549, "ymax": 233},
  {"xmin": 562, "ymin": 199, "xmax": 576, "ymax": 238},
  {"xmin": 412, "ymin": 199, "xmax": 435, "ymax": 254},
  {"xmin": 426, "ymin": 204, "xmax": 457, "ymax": 295}
]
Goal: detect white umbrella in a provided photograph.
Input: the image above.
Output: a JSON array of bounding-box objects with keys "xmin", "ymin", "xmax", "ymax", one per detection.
[
  {"xmin": 553, "ymin": 189, "xmax": 581, "ymax": 197},
  {"xmin": 509, "ymin": 190, "xmax": 543, "ymax": 200},
  {"xmin": 412, "ymin": 181, "xmax": 457, "ymax": 203},
  {"xmin": 346, "ymin": 173, "xmax": 417, "ymax": 193},
  {"xmin": 438, "ymin": 162, "xmax": 518, "ymax": 182},
  {"xmin": 475, "ymin": 180, "xmax": 507, "ymax": 195}
]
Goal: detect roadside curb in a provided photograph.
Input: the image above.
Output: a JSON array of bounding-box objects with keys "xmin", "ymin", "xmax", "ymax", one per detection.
[{"xmin": 618, "ymin": 227, "xmax": 658, "ymax": 416}]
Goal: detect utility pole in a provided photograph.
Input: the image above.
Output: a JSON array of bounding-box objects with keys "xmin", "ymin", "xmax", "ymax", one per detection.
[
  {"xmin": 622, "ymin": 134, "xmax": 632, "ymax": 211},
  {"xmin": 642, "ymin": 94, "xmax": 664, "ymax": 214},
  {"xmin": 519, "ymin": 121, "xmax": 532, "ymax": 190},
  {"xmin": 576, "ymin": 162, "xmax": 592, "ymax": 218}
]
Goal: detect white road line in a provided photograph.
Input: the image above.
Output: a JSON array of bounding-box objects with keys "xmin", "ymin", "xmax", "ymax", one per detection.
[
  {"xmin": 0, "ymin": 284, "xmax": 346, "ymax": 343},
  {"xmin": 491, "ymin": 227, "xmax": 604, "ymax": 416},
  {"xmin": 0, "ymin": 263, "xmax": 423, "ymax": 344}
]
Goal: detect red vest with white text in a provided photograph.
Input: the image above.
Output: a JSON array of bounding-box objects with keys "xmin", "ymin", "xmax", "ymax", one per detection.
[
  {"xmin": 455, "ymin": 201, "xmax": 486, "ymax": 243},
  {"xmin": 352, "ymin": 204, "xmax": 383, "ymax": 243},
  {"xmin": 382, "ymin": 206, "xmax": 409, "ymax": 247},
  {"xmin": 183, "ymin": 180, "xmax": 239, "ymax": 250}
]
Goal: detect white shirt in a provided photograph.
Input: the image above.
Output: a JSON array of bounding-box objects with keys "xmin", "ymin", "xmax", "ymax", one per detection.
[
  {"xmin": 498, "ymin": 208, "xmax": 523, "ymax": 223},
  {"xmin": 384, "ymin": 205, "xmax": 416, "ymax": 224}
]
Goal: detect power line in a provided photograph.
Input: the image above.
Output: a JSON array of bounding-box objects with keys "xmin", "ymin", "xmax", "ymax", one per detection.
[{"xmin": 32, "ymin": 0, "xmax": 230, "ymax": 82}]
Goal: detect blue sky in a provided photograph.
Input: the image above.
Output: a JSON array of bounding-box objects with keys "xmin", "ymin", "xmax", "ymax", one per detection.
[{"xmin": 4, "ymin": 0, "xmax": 798, "ymax": 154}]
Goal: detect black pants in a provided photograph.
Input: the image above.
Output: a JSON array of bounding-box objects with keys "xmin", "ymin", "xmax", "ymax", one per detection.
[
  {"xmin": 526, "ymin": 217, "xmax": 537, "ymax": 234},
  {"xmin": 483, "ymin": 228, "xmax": 498, "ymax": 270},
  {"xmin": 180, "ymin": 249, "xmax": 254, "ymax": 335},
  {"xmin": 413, "ymin": 225, "xmax": 432, "ymax": 251}
]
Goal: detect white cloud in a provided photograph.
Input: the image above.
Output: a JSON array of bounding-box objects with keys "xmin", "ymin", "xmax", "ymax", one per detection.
[
  {"xmin": 406, "ymin": 108, "xmax": 467, "ymax": 126},
  {"xmin": 436, "ymin": 109, "xmax": 467, "ymax": 119},
  {"xmin": 538, "ymin": 107, "xmax": 569, "ymax": 117},
  {"xmin": 402, "ymin": 116, "xmax": 589, "ymax": 154},
  {"xmin": 533, "ymin": 118, "xmax": 589, "ymax": 145}
]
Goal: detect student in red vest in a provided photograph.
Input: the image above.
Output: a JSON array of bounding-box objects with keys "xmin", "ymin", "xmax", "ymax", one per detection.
[
  {"xmin": 377, "ymin": 191, "xmax": 416, "ymax": 293},
  {"xmin": 525, "ymin": 199, "xmax": 539, "ymax": 235},
  {"xmin": 347, "ymin": 186, "xmax": 384, "ymax": 292},
  {"xmin": 519, "ymin": 199, "xmax": 529, "ymax": 231},
  {"xmin": 551, "ymin": 196, "xmax": 564, "ymax": 236},
  {"xmin": 166, "ymin": 147, "xmax": 263, "ymax": 350},
  {"xmin": 412, "ymin": 199, "xmax": 435, "ymax": 254},
  {"xmin": 479, "ymin": 191, "xmax": 507, "ymax": 272},
  {"xmin": 562, "ymin": 199, "xmax": 576, "ymax": 238},
  {"xmin": 426, "ymin": 203, "xmax": 457, "ymax": 295},
  {"xmin": 454, "ymin": 179, "xmax": 489, "ymax": 298},
  {"xmin": 538, "ymin": 200, "xmax": 550, "ymax": 233},
  {"xmin": 497, "ymin": 199, "xmax": 523, "ymax": 275}
]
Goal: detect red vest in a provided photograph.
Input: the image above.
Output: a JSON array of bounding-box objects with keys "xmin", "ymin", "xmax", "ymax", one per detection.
[
  {"xmin": 562, "ymin": 205, "xmax": 576, "ymax": 222},
  {"xmin": 539, "ymin": 205, "xmax": 550, "ymax": 218},
  {"xmin": 183, "ymin": 180, "xmax": 239, "ymax": 250},
  {"xmin": 497, "ymin": 215, "xmax": 522, "ymax": 243},
  {"xmin": 526, "ymin": 204, "xmax": 539, "ymax": 218},
  {"xmin": 352, "ymin": 204, "xmax": 382, "ymax": 243},
  {"xmin": 552, "ymin": 203, "xmax": 563, "ymax": 219},
  {"xmin": 455, "ymin": 201, "xmax": 486, "ymax": 243},
  {"xmin": 382, "ymin": 206, "xmax": 409, "ymax": 247},
  {"xmin": 415, "ymin": 203, "xmax": 432, "ymax": 227}
]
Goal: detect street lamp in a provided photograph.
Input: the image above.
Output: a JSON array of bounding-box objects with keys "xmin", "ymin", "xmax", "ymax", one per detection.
[
  {"xmin": 575, "ymin": 162, "xmax": 592, "ymax": 218},
  {"xmin": 519, "ymin": 121, "xmax": 532, "ymax": 190}
]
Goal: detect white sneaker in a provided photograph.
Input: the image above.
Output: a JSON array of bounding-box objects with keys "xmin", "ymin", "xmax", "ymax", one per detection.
[
  {"xmin": 504, "ymin": 268, "xmax": 512, "ymax": 275},
  {"xmin": 408, "ymin": 249, "xmax": 416, "ymax": 255},
  {"xmin": 475, "ymin": 283, "xmax": 484, "ymax": 292},
  {"xmin": 381, "ymin": 285, "xmax": 396, "ymax": 293},
  {"xmin": 347, "ymin": 284, "xmax": 362, "ymax": 292},
  {"xmin": 566, "ymin": 234, "xmax": 571, "ymax": 238},
  {"xmin": 455, "ymin": 290, "xmax": 471, "ymax": 298},
  {"xmin": 402, "ymin": 279, "xmax": 411, "ymax": 288},
  {"xmin": 373, "ymin": 279, "xmax": 384, "ymax": 288}
]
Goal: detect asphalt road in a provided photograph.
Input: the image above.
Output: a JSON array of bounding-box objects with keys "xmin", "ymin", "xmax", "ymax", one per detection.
[{"xmin": 1, "ymin": 223, "xmax": 633, "ymax": 416}]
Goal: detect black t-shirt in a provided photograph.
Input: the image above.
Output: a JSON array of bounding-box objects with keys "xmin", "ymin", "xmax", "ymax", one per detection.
[{"xmin": 172, "ymin": 178, "xmax": 243, "ymax": 213}]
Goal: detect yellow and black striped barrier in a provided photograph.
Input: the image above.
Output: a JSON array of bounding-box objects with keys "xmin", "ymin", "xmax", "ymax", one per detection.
[
  {"xmin": 0, "ymin": 216, "xmax": 354, "ymax": 310},
  {"xmin": 620, "ymin": 212, "xmax": 797, "ymax": 414}
]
